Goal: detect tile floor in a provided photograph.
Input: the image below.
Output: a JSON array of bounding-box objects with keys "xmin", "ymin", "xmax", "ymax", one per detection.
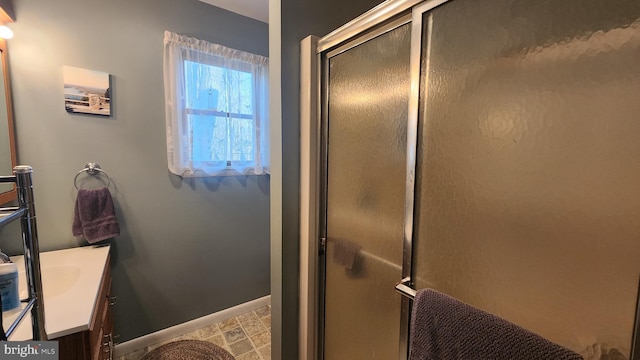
[{"xmin": 117, "ymin": 305, "xmax": 271, "ymax": 360}]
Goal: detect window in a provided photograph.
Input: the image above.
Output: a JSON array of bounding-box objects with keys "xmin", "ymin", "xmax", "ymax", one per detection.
[{"xmin": 163, "ymin": 31, "xmax": 269, "ymax": 177}]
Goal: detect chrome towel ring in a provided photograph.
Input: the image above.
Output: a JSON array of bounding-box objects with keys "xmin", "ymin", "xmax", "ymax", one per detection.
[{"xmin": 74, "ymin": 162, "xmax": 111, "ymax": 190}]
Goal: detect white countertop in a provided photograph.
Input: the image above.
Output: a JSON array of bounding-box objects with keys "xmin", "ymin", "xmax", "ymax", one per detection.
[{"xmin": 4, "ymin": 245, "xmax": 111, "ymax": 340}]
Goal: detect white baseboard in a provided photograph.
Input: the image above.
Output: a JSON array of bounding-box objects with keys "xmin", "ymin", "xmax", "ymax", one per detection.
[{"xmin": 114, "ymin": 295, "xmax": 271, "ymax": 357}]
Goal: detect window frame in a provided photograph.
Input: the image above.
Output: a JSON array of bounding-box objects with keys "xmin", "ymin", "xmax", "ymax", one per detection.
[{"xmin": 163, "ymin": 31, "xmax": 269, "ymax": 177}]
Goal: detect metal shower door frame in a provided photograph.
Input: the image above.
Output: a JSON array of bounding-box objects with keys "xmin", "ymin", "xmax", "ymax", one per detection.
[
  {"xmin": 393, "ymin": 0, "xmax": 449, "ymax": 299},
  {"xmin": 312, "ymin": 1, "xmax": 452, "ymax": 359},
  {"xmin": 318, "ymin": 13, "xmax": 413, "ymax": 360}
]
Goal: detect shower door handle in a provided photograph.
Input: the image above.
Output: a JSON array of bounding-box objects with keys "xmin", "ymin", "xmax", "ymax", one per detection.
[{"xmin": 395, "ymin": 277, "xmax": 416, "ymax": 300}]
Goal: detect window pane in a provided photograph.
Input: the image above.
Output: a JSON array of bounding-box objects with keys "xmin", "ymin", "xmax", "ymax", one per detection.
[
  {"xmin": 211, "ymin": 116, "xmax": 228, "ymax": 162},
  {"xmin": 229, "ymin": 117, "xmax": 254, "ymax": 162},
  {"xmin": 184, "ymin": 60, "xmax": 255, "ymax": 164},
  {"xmin": 229, "ymin": 71, "xmax": 253, "ymax": 116},
  {"xmin": 189, "ymin": 116, "xmax": 253, "ymax": 164},
  {"xmin": 189, "ymin": 114, "xmax": 227, "ymax": 162},
  {"xmin": 184, "ymin": 60, "xmax": 253, "ymax": 115},
  {"xmin": 184, "ymin": 61, "xmax": 225, "ymax": 111}
]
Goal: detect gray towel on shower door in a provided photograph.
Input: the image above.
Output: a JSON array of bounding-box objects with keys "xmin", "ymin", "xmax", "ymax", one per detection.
[
  {"xmin": 409, "ymin": 289, "xmax": 583, "ymax": 360},
  {"xmin": 73, "ymin": 187, "xmax": 120, "ymax": 243}
]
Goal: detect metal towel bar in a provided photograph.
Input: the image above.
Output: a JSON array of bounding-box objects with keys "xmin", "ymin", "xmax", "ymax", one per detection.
[
  {"xmin": 395, "ymin": 277, "xmax": 417, "ymax": 300},
  {"xmin": 73, "ymin": 162, "xmax": 111, "ymax": 190}
]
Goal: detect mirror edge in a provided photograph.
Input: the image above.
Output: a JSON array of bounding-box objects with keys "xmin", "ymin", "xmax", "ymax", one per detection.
[{"xmin": 0, "ymin": 38, "xmax": 17, "ymax": 205}]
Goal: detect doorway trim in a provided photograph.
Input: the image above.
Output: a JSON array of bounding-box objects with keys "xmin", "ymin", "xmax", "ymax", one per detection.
[{"xmin": 299, "ymin": 34, "xmax": 320, "ymax": 360}]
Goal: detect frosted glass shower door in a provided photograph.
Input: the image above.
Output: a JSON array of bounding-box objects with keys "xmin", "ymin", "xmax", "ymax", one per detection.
[
  {"xmin": 411, "ymin": 0, "xmax": 640, "ymax": 357},
  {"xmin": 322, "ymin": 23, "xmax": 411, "ymax": 359}
]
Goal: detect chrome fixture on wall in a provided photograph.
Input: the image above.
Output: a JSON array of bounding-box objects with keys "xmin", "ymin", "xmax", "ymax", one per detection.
[{"xmin": 73, "ymin": 163, "xmax": 111, "ymax": 190}]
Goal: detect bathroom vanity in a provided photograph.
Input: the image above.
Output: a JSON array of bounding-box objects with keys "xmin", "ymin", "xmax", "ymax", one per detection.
[{"xmin": 7, "ymin": 245, "xmax": 113, "ymax": 359}]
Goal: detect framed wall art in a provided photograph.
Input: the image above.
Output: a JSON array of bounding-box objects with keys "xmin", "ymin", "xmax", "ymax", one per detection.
[{"xmin": 63, "ymin": 66, "xmax": 111, "ymax": 116}]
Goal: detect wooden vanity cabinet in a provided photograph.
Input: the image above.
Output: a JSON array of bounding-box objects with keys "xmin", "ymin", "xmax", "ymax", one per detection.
[{"xmin": 56, "ymin": 254, "xmax": 114, "ymax": 360}]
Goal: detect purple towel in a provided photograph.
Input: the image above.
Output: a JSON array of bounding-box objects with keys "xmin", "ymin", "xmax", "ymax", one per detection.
[
  {"xmin": 72, "ymin": 187, "xmax": 120, "ymax": 244},
  {"xmin": 409, "ymin": 289, "xmax": 583, "ymax": 360}
]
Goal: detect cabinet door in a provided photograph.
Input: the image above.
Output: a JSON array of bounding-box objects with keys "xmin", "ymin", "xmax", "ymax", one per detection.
[
  {"xmin": 101, "ymin": 292, "xmax": 115, "ymax": 360},
  {"xmin": 57, "ymin": 332, "xmax": 92, "ymax": 360},
  {"xmin": 90, "ymin": 261, "xmax": 112, "ymax": 360}
]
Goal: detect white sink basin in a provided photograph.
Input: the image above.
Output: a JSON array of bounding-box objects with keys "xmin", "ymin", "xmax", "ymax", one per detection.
[
  {"xmin": 6, "ymin": 245, "xmax": 110, "ymax": 340},
  {"xmin": 19, "ymin": 265, "xmax": 81, "ymax": 300}
]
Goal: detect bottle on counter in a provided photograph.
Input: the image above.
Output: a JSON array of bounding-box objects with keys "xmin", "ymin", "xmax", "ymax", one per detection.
[{"xmin": 0, "ymin": 252, "xmax": 19, "ymax": 314}]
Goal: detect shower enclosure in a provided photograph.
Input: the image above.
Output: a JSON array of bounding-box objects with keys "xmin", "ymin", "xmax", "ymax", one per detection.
[{"xmin": 300, "ymin": 0, "xmax": 640, "ymax": 358}]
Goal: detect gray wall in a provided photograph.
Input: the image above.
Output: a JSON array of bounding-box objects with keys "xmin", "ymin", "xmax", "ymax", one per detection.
[
  {"xmin": 2, "ymin": 0, "xmax": 269, "ymax": 342},
  {"xmin": 279, "ymin": 0, "xmax": 383, "ymax": 358}
]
